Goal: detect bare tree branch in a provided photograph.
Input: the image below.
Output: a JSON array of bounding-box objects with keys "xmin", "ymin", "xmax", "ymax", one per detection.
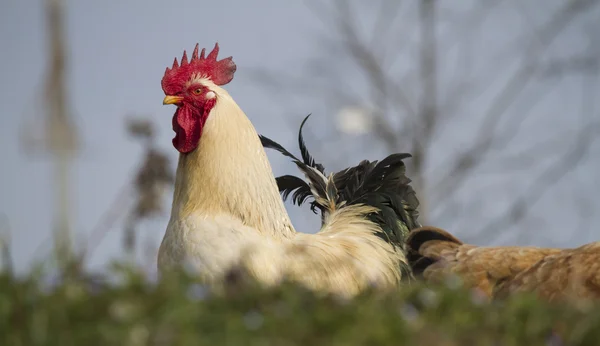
[
  {"xmin": 470, "ymin": 122, "xmax": 599, "ymax": 244},
  {"xmin": 252, "ymin": 0, "xmax": 600, "ymax": 244},
  {"xmin": 470, "ymin": 54, "xmax": 600, "ymax": 243},
  {"xmin": 0, "ymin": 215, "xmax": 13, "ymax": 277},
  {"xmin": 430, "ymin": 0, "xmax": 597, "ymax": 201}
]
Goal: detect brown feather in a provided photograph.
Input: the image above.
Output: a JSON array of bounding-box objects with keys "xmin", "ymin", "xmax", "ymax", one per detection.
[
  {"xmin": 407, "ymin": 227, "xmax": 565, "ymax": 298},
  {"xmin": 493, "ymin": 242, "xmax": 600, "ymax": 302}
]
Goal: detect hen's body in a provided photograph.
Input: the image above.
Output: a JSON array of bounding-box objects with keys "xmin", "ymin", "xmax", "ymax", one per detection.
[
  {"xmin": 407, "ymin": 227, "xmax": 600, "ymax": 301},
  {"xmin": 493, "ymin": 241, "xmax": 600, "ymax": 301}
]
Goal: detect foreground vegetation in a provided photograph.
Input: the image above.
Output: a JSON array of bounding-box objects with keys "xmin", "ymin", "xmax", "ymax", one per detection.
[{"xmin": 1, "ymin": 263, "xmax": 599, "ymax": 346}]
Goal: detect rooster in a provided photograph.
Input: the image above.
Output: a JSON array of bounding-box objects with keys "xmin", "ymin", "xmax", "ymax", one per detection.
[
  {"xmin": 158, "ymin": 43, "xmax": 419, "ymax": 297},
  {"xmin": 407, "ymin": 227, "xmax": 600, "ymax": 302}
]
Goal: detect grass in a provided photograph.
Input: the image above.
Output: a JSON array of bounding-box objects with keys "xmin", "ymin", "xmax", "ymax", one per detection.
[{"xmin": 1, "ymin": 261, "xmax": 599, "ymax": 346}]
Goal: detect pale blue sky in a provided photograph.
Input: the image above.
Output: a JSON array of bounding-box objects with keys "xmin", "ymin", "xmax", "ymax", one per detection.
[{"xmin": 1, "ymin": 0, "xmax": 599, "ymax": 273}]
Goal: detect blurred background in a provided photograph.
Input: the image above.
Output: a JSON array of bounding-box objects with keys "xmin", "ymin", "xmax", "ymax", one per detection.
[{"xmin": 0, "ymin": 0, "xmax": 599, "ymax": 275}]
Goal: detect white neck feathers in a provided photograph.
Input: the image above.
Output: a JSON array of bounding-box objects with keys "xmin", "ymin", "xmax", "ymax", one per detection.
[{"xmin": 170, "ymin": 82, "xmax": 295, "ymax": 239}]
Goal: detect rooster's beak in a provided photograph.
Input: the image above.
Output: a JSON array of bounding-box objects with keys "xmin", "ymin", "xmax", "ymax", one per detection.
[{"xmin": 163, "ymin": 95, "xmax": 184, "ymax": 105}]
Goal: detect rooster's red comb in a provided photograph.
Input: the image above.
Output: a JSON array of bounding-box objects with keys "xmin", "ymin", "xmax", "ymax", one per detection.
[{"xmin": 161, "ymin": 43, "xmax": 236, "ymax": 95}]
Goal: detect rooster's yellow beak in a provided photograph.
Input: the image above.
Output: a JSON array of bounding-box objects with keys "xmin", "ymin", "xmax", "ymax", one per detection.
[{"xmin": 163, "ymin": 95, "xmax": 184, "ymax": 105}]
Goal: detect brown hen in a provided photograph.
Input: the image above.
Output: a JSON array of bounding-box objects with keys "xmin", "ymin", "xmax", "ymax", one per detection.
[{"xmin": 407, "ymin": 227, "xmax": 600, "ymax": 302}]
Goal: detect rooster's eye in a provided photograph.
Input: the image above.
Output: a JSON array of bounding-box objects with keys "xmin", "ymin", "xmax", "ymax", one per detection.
[{"xmin": 192, "ymin": 88, "xmax": 202, "ymax": 95}]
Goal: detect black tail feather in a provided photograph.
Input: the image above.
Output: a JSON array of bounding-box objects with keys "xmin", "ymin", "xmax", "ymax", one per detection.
[
  {"xmin": 260, "ymin": 114, "xmax": 421, "ymax": 254},
  {"xmin": 275, "ymin": 175, "xmax": 313, "ymax": 209},
  {"xmin": 297, "ymin": 114, "xmax": 325, "ymax": 174},
  {"xmin": 261, "ymin": 117, "xmax": 328, "ymax": 216},
  {"xmin": 259, "ymin": 135, "xmax": 302, "ymax": 162}
]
